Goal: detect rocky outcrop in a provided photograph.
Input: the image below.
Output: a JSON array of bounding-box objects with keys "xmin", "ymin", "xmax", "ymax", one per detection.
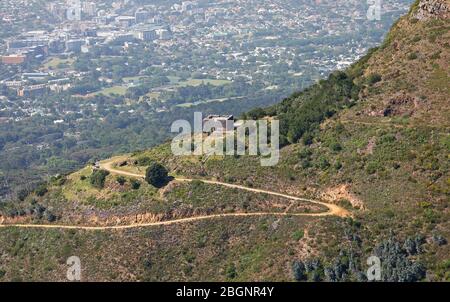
[
  {"xmin": 383, "ymin": 93, "xmax": 422, "ymax": 117},
  {"xmin": 320, "ymin": 185, "xmax": 365, "ymax": 210},
  {"xmin": 413, "ymin": 0, "xmax": 450, "ymax": 20}
]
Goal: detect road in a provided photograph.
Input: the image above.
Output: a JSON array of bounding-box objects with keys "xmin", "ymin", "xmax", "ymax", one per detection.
[{"xmin": 0, "ymin": 158, "xmax": 350, "ymax": 231}]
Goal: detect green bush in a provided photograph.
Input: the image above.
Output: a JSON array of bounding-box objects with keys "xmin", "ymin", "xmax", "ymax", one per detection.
[
  {"xmin": 44, "ymin": 211, "xmax": 57, "ymax": 222},
  {"xmin": 226, "ymin": 264, "xmax": 237, "ymax": 279},
  {"xmin": 367, "ymin": 73, "xmax": 382, "ymax": 85},
  {"xmin": 130, "ymin": 179, "xmax": 141, "ymax": 190},
  {"xmin": 90, "ymin": 170, "xmax": 110, "ymax": 189},
  {"xmin": 145, "ymin": 162, "xmax": 169, "ymax": 188},
  {"xmin": 302, "ymin": 132, "xmax": 314, "ymax": 146},
  {"xmin": 366, "ymin": 162, "xmax": 378, "ymax": 174},
  {"xmin": 317, "ymin": 157, "xmax": 330, "ymax": 170},
  {"xmin": 292, "ymin": 230, "xmax": 305, "ymax": 241},
  {"xmin": 136, "ymin": 156, "xmax": 154, "ymax": 166},
  {"xmin": 330, "ymin": 142, "xmax": 342, "ymax": 152},
  {"xmin": 292, "ymin": 261, "xmax": 307, "ymax": 281},
  {"xmin": 116, "ymin": 176, "xmax": 126, "ymax": 185},
  {"xmin": 408, "ymin": 52, "xmax": 418, "ymax": 60},
  {"xmin": 35, "ymin": 184, "xmax": 48, "ymax": 197}
]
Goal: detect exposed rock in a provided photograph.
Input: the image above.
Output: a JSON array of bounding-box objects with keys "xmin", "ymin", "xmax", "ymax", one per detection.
[
  {"xmin": 413, "ymin": 0, "xmax": 450, "ymax": 20},
  {"xmin": 321, "ymin": 185, "xmax": 365, "ymax": 210},
  {"xmin": 383, "ymin": 93, "xmax": 422, "ymax": 117}
]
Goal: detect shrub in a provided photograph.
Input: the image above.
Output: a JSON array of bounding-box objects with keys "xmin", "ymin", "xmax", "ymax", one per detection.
[
  {"xmin": 116, "ymin": 176, "xmax": 126, "ymax": 186},
  {"xmin": 44, "ymin": 211, "xmax": 57, "ymax": 222},
  {"xmin": 226, "ymin": 264, "xmax": 237, "ymax": 279},
  {"xmin": 17, "ymin": 189, "xmax": 30, "ymax": 201},
  {"xmin": 145, "ymin": 162, "xmax": 169, "ymax": 188},
  {"xmin": 136, "ymin": 156, "xmax": 154, "ymax": 166},
  {"xmin": 35, "ymin": 184, "xmax": 48, "ymax": 197},
  {"xmin": 292, "ymin": 230, "xmax": 305, "ymax": 241},
  {"xmin": 317, "ymin": 157, "xmax": 330, "ymax": 170},
  {"xmin": 298, "ymin": 148, "xmax": 312, "ymax": 159},
  {"xmin": 292, "ymin": 261, "xmax": 307, "ymax": 281},
  {"xmin": 431, "ymin": 235, "xmax": 447, "ymax": 246},
  {"xmin": 90, "ymin": 170, "xmax": 110, "ymax": 189},
  {"xmin": 366, "ymin": 162, "xmax": 378, "ymax": 174},
  {"xmin": 367, "ymin": 73, "xmax": 382, "ymax": 85},
  {"xmin": 302, "ymin": 132, "xmax": 314, "ymax": 146},
  {"xmin": 430, "ymin": 51, "xmax": 441, "ymax": 60},
  {"xmin": 143, "ymin": 259, "xmax": 152, "ymax": 270},
  {"xmin": 408, "ymin": 52, "xmax": 418, "ymax": 60},
  {"xmin": 246, "ymin": 107, "xmax": 266, "ymax": 120},
  {"xmin": 330, "ymin": 142, "xmax": 342, "ymax": 152},
  {"xmin": 130, "ymin": 179, "xmax": 141, "ymax": 190}
]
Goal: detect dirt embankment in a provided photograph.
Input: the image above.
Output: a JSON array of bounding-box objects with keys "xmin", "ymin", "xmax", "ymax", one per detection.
[{"xmin": 321, "ymin": 185, "xmax": 365, "ymax": 210}]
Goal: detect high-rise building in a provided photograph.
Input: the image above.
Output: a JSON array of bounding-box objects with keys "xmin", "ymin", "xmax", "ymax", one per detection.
[
  {"xmin": 136, "ymin": 30, "xmax": 157, "ymax": 41},
  {"xmin": 156, "ymin": 29, "xmax": 172, "ymax": 40},
  {"xmin": 83, "ymin": 2, "xmax": 97, "ymax": 17}
]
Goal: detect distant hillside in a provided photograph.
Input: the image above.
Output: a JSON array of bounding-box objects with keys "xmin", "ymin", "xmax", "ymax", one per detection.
[
  {"xmin": 0, "ymin": 0, "xmax": 448, "ymax": 281},
  {"xmin": 244, "ymin": 0, "xmax": 449, "ymax": 143}
]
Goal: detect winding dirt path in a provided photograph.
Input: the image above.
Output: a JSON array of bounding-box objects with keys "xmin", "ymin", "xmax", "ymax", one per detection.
[{"xmin": 0, "ymin": 158, "xmax": 350, "ymax": 231}]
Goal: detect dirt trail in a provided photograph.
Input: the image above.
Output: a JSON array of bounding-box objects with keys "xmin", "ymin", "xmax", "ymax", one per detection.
[{"xmin": 0, "ymin": 158, "xmax": 350, "ymax": 231}]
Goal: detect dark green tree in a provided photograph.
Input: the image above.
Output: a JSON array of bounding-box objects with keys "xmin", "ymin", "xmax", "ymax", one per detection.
[
  {"xmin": 145, "ymin": 162, "xmax": 168, "ymax": 188},
  {"xmin": 90, "ymin": 170, "xmax": 110, "ymax": 189}
]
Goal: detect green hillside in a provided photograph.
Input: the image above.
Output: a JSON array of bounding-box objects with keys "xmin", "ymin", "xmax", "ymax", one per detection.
[{"xmin": 0, "ymin": 0, "xmax": 448, "ymax": 281}]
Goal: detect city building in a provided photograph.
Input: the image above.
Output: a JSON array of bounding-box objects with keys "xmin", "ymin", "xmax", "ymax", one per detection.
[
  {"xmin": 156, "ymin": 28, "xmax": 172, "ymax": 40},
  {"xmin": 1, "ymin": 55, "xmax": 26, "ymax": 65},
  {"xmin": 66, "ymin": 0, "xmax": 82, "ymax": 21},
  {"xmin": 65, "ymin": 39, "xmax": 85, "ymax": 53},
  {"xmin": 135, "ymin": 30, "xmax": 157, "ymax": 41},
  {"xmin": 135, "ymin": 9, "xmax": 150, "ymax": 24},
  {"xmin": 116, "ymin": 16, "xmax": 136, "ymax": 27},
  {"xmin": 17, "ymin": 85, "xmax": 48, "ymax": 97}
]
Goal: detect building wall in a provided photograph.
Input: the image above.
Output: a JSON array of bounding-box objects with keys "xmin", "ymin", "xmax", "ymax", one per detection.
[{"xmin": 1, "ymin": 55, "xmax": 26, "ymax": 65}]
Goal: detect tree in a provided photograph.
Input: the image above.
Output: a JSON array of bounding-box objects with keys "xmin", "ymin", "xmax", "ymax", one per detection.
[
  {"xmin": 145, "ymin": 162, "xmax": 168, "ymax": 188},
  {"xmin": 90, "ymin": 170, "xmax": 110, "ymax": 189}
]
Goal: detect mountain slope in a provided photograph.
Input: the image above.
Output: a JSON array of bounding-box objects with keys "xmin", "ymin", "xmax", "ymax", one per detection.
[{"xmin": 0, "ymin": 0, "xmax": 448, "ymax": 281}]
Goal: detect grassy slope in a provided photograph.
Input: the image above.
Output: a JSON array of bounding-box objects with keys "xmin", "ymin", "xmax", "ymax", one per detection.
[{"xmin": 0, "ymin": 1, "xmax": 449, "ymax": 281}]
